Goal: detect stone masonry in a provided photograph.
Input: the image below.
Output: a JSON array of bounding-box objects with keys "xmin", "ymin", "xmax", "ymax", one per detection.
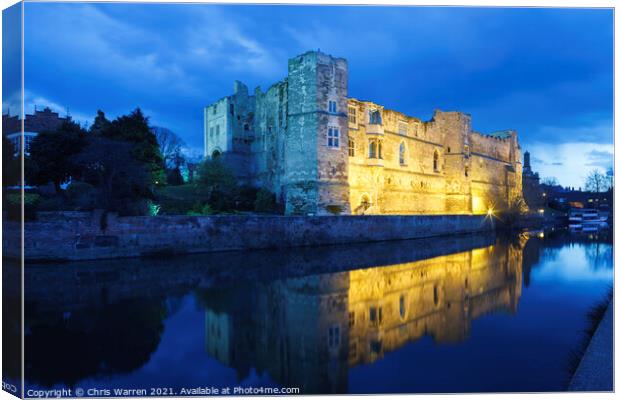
[{"xmin": 204, "ymin": 50, "xmax": 524, "ymax": 215}]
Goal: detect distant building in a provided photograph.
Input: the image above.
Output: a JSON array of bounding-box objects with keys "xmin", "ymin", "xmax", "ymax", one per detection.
[
  {"xmin": 521, "ymin": 150, "xmax": 544, "ymax": 209},
  {"xmin": 204, "ymin": 50, "xmax": 524, "ymax": 216},
  {"xmin": 2, "ymin": 107, "xmax": 68, "ymax": 155}
]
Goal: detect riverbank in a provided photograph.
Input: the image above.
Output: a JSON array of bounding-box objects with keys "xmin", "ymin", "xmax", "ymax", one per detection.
[
  {"xmin": 5, "ymin": 211, "xmax": 495, "ymax": 261},
  {"xmin": 569, "ymin": 301, "xmax": 613, "ymax": 391}
]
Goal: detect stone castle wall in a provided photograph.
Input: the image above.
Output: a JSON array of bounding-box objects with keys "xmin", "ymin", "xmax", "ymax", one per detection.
[
  {"xmin": 204, "ymin": 50, "xmax": 524, "ymax": 215},
  {"xmin": 7, "ymin": 211, "xmax": 494, "ymax": 261}
]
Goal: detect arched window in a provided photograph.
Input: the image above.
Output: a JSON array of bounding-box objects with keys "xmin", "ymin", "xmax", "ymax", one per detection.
[
  {"xmin": 378, "ymin": 141, "xmax": 383, "ymax": 159},
  {"xmin": 212, "ymin": 150, "xmax": 221, "ymax": 159},
  {"xmin": 433, "ymin": 150, "xmax": 439, "ymax": 171},
  {"xmin": 399, "ymin": 142, "xmax": 406, "ymax": 165},
  {"xmin": 369, "ymin": 140, "xmax": 377, "ymax": 158}
]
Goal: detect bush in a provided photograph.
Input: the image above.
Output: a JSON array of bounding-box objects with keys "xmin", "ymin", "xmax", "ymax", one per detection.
[
  {"xmin": 66, "ymin": 181, "xmax": 99, "ymax": 210},
  {"xmin": 326, "ymin": 205, "xmax": 344, "ymax": 215},
  {"xmin": 187, "ymin": 202, "xmax": 214, "ymax": 216},
  {"xmin": 155, "ymin": 185, "xmax": 210, "ymax": 215},
  {"xmin": 5, "ymin": 192, "xmax": 40, "ymax": 221},
  {"xmin": 166, "ymin": 167, "xmax": 184, "ymax": 186},
  {"xmin": 254, "ymin": 188, "xmax": 276, "ymax": 213}
]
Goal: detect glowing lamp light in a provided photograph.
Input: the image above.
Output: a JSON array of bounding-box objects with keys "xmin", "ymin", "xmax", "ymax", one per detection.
[
  {"xmin": 486, "ymin": 208, "xmax": 495, "ymax": 217},
  {"xmin": 538, "ymin": 209, "xmax": 545, "ymax": 214},
  {"xmin": 538, "ymin": 232, "xmax": 545, "ymax": 238}
]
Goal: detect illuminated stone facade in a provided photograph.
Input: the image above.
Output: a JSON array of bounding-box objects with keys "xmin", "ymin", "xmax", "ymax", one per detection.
[
  {"xmin": 204, "ymin": 50, "xmax": 524, "ymax": 215},
  {"xmin": 202, "ymin": 237, "xmax": 525, "ymax": 393}
]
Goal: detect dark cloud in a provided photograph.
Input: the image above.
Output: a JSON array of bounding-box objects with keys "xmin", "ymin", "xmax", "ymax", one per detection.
[
  {"xmin": 585, "ymin": 149, "xmax": 613, "ymax": 168},
  {"xmin": 15, "ymin": 4, "xmax": 613, "ymax": 153}
]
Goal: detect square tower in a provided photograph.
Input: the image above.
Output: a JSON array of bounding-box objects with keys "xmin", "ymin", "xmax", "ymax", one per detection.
[{"xmin": 284, "ymin": 51, "xmax": 351, "ymax": 215}]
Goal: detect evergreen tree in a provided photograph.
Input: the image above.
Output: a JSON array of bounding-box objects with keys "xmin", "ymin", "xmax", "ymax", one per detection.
[
  {"xmin": 89, "ymin": 110, "xmax": 111, "ymax": 136},
  {"xmin": 28, "ymin": 119, "xmax": 87, "ymax": 193},
  {"xmin": 99, "ymin": 108, "xmax": 166, "ymax": 185}
]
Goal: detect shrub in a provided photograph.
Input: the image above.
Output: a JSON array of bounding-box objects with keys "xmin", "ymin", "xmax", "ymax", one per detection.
[
  {"xmin": 5, "ymin": 192, "xmax": 40, "ymax": 221},
  {"xmin": 254, "ymin": 188, "xmax": 276, "ymax": 213},
  {"xmin": 66, "ymin": 181, "xmax": 98, "ymax": 211},
  {"xmin": 187, "ymin": 202, "xmax": 214, "ymax": 216},
  {"xmin": 326, "ymin": 205, "xmax": 344, "ymax": 215}
]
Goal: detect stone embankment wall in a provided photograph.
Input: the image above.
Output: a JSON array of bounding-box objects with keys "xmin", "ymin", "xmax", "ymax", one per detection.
[{"xmin": 5, "ymin": 211, "xmax": 495, "ymax": 261}]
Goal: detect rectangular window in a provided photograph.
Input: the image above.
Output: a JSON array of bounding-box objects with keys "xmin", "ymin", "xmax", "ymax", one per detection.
[
  {"xmin": 398, "ymin": 121, "xmax": 408, "ymax": 136},
  {"xmin": 328, "ymin": 325, "xmax": 340, "ymax": 348},
  {"xmin": 348, "ymin": 106, "xmax": 357, "ymax": 125},
  {"xmin": 369, "ymin": 307, "xmax": 377, "ymax": 326},
  {"xmin": 209, "ymin": 127, "xmax": 214, "ymax": 137},
  {"xmin": 349, "ymin": 312, "xmax": 355, "ymax": 328},
  {"xmin": 328, "ymin": 100, "xmax": 337, "ymax": 113},
  {"xmin": 348, "ymin": 138, "xmax": 355, "ymax": 157},
  {"xmin": 327, "ymin": 127, "xmax": 340, "ymax": 148},
  {"xmin": 213, "ymin": 105, "xmax": 217, "ymax": 115},
  {"xmin": 215, "ymin": 125, "xmax": 220, "ymax": 136},
  {"xmin": 229, "ymin": 104, "xmax": 234, "ymax": 115}
]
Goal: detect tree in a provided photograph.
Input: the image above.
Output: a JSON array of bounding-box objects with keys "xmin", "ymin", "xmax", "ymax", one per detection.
[
  {"xmin": 89, "ymin": 110, "xmax": 111, "ymax": 136},
  {"xmin": 72, "ymin": 136, "xmax": 151, "ymax": 214},
  {"xmin": 2, "ymin": 136, "xmax": 20, "ymax": 187},
  {"xmin": 541, "ymin": 177, "xmax": 559, "ymax": 186},
  {"xmin": 99, "ymin": 108, "xmax": 166, "ymax": 185},
  {"xmin": 196, "ymin": 158, "xmax": 238, "ymax": 211},
  {"xmin": 152, "ymin": 126, "xmax": 185, "ymax": 169},
  {"xmin": 28, "ymin": 119, "xmax": 87, "ymax": 193},
  {"xmin": 585, "ymin": 169, "xmax": 610, "ymax": 193}
]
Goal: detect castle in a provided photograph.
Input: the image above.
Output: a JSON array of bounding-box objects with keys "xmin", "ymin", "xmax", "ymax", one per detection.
[{"xmin": 204, "ymin": 50, "xmax": 524, "ymax": 215}]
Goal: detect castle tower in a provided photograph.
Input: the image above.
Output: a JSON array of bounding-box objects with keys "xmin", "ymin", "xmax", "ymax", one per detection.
[
  {"xmin": 284, "ymin": 51, "xmax": 351, "ymax": 215},
  {"xmin": 523, "ymin": 150, "xmax": 531, "ymax": 173},
  {"xmin": 435, "ymin": 110, "xmax": 473, "ymax": 213}
]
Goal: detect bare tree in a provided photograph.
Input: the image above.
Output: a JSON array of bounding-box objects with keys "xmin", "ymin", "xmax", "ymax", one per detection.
[
  {"xmin": 152, "ymin": 126, "xmax": 185, "ymax": 168},
  {"xmin": 540, "ymin": 177, "xmax": 559, "ymax": 186},
  {"xmin": 585, "ymin": 169, "xmax": 610, "ymax": 193}
]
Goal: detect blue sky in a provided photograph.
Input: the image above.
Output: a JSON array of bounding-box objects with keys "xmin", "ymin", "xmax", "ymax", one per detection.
[{"xmin": 5, "ymin": 3, "xmax": 614, "ymax": 188}]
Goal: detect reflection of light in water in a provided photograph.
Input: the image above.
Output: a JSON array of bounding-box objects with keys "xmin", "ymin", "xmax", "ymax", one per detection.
[{"xmin": 533, "ymin": 244, "xmax": 613, "ymax": 282}]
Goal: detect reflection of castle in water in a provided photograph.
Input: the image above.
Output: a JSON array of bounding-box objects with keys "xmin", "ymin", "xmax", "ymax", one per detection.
[{"xmin": 201, "ymin": 240, "xmax": 525, "ymax": 393}]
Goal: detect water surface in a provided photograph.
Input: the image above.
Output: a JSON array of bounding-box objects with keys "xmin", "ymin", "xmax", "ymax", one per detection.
[{"xmin": 15, "ymin": 228, "xmax": 613, "ymax": 394}]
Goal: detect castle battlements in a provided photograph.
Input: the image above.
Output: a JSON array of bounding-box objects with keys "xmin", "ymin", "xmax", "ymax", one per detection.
[{"xmin": 204, "ymin": 50, "xmax": 524, "ymax": 215}]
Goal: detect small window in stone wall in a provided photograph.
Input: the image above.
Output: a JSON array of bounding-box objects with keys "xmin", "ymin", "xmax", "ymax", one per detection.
[
  {"xmin": 213, "ymin": 105, "xmax": 217, "ymax": 115},
  {"xmin": 348, "ymin": 138, "xmax": 355, "ymax": 157},
  {"xmin": 328, "ymin": 325, "xmax": 340, "ymax": 349},
  {"xmin": 465, "ymin": 166, "xmax": 469, "ymax": 177},
  {"xmin": 349, "ymin": 106, "xmax": 357, "ymax": 125},
  {"xmin": 215, "ymin": 125, "xmax": 220, "ymax": 136},
  {"xmin": 369, "ymin": 140, "xmax": 377, "ymax": 158},
  {"xmin": 328, "ymin": 100, "xmax": 337, "ymax": 113},
  {"xmin": 209, "ymin": 127, "xmax": 214, "ymax": 137},
  {"xmin": 244, "ymin": 123, "xmax": 249, "ymax": 131},
  {"xmin": 327, "ymin": 127, "xmax": 340, "ymax": 148},
  {"xmin": 433, "ymin": 150, "xmax": 439, "ymax": 172},
  {"xmin": 398, "ymin": 121, "xmax": 408, "ymax": 136},
  {"xmin": 369, "ymin": 110, "xmax": 382, "ymax": 125},
  {"xmin": 399, "ymin": 142, "xmax": 406, "ymax": 165},
  {"xmin": 229, "ymin": 104, "xmax": 234, "ymax": 115}
]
